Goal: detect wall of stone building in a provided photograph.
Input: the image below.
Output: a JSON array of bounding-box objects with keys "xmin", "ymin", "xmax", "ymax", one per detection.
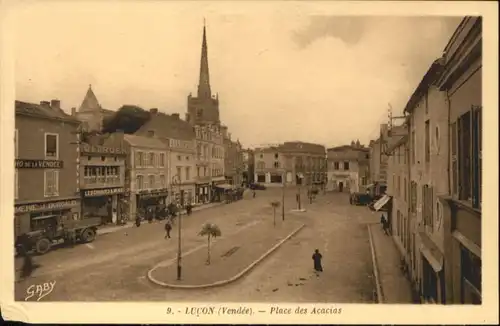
[{"xmin": 15, "ymin": 115, "xmax": 80, "ymax": 202}]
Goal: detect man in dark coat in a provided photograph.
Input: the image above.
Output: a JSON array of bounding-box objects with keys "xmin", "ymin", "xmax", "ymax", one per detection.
[
  {"xmin": 312, "ymin": 249, "xmax": 323, "ymax": 275},
  {"xmin": 164, "ymin": 220, "xmax": 172, "ymax": 239}
]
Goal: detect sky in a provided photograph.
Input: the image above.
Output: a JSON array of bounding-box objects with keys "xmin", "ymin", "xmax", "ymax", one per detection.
[{"xmin": 9, "ymin": 1, "xmax": 462, "ymax": 148}]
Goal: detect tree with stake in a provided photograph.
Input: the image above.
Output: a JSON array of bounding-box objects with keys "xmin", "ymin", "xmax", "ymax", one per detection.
[
  {"xmin": 198, "ymin": 223, "xmax": 222, "ymax": 265},
  {"xmin": 271, "ymin": 201, "xmax": 281, "ymax": 227}
]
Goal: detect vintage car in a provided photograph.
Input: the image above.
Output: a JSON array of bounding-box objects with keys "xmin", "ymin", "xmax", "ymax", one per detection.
[
  {"xmin": 249, "ymin": 183, "xmax": 266, "ymax": 190},
  {"xmin": 15, "ymin": 215, "xmax": 101, "ymax": 255},
  {"xmin": 350, "ymin": 192, "xmax": 373, "ymax": 206}
]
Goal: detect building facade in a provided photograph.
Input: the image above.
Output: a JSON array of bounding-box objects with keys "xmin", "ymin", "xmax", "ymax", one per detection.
[
  {"xmin": 242, "ymin": 149, "xmax": 255, "ymax": 185},
  {"xmin": 254, "ymin": 142, "xmax": 326, "ymax": 188},
  {"xmin": 79, "ymin": 138, "xmax": 127, "ymax": 225},
  {"xmin": 14, "ymin": 100, "xmax": 81, "ymax": 237},
  {"xmin": 72, "ymin": 85, "xmax": 115, "ymax": 132},
  {"xmin": 369, "ymin": 124, "xmax": 390, "ymax": 184},
  {"xmin": 123, "ymin": 134, "xmax": 169, "ymax": 219},
  {"xmin": 327, "ymin": 141, "xmax": 370, "ymax": 193},
  {"xmin": 436, "ymin": 16, "xmax": 482, "ymax": 304},
  {"xmin": 224, "ymin": 136, "xmax": 244, "ymax": 187},
  {"xmin": 193, "ymin": 123, "xmax": 223, "ymax": 204}
]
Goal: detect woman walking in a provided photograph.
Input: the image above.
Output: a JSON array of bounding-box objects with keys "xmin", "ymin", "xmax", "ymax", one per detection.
[{"xmin": 312, "ymin": 249, "xmax": 323, "ymax": 276}]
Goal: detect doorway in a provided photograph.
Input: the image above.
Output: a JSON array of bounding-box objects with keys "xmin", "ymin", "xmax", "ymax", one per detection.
[{"xmin": 339, "ymin": 182, "xmax": 344, "ymax": 192}]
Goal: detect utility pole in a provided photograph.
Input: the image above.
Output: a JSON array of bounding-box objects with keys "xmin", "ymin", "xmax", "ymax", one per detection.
[
  {"xmin": 281, "ymin": 176, "xmax": 285, "ymax": 220},
  {"xmin": 172, "ymin": 174, "xmax": 182, "ymax": 281}
]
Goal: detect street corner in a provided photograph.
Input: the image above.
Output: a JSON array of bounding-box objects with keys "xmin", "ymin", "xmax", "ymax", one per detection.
[{"xmin": 147, "ymin": 221, "xmax": 306, "ymax": 289}]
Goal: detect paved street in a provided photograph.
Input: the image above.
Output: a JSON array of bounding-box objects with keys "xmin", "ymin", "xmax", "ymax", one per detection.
[{"xmin": 15, "ymin": 189, "xmax": 380, "ymax": 302}]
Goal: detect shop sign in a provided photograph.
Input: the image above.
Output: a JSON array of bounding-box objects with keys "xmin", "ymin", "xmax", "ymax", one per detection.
[
  {"xmin": 81, "ymin": 144, "xmax": 127, "ymax": 155},
  {"xmin": 138, "ymin": 188, "xmax": 169, "ymax": 199},
  {"xmin": 15, "ymin": 199, "xmax": 78, "ymax": 214},
  {"xmin": 83, "ymin": 187, "xmax": 125, "ymax": 197},
  {"xmin": 15, "ymin": 159, "xmax": 63, "ymax": 169}
]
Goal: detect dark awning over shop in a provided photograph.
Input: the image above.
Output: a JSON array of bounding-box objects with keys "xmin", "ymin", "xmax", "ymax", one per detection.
[{"xmin": 372, "ymin": 194, "xmax": 392, "ymax": 211}]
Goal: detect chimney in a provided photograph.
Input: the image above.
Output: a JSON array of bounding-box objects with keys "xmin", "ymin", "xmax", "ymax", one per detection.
[
  {"xmin": 51, "ymin": 99, "xmax": 61, "ymax": 110},
  {"xmin": 147, "ymin": 130, "xmax": 155, "ymax": 137},
  {"xmin": 171, "ymin": 113, "xmax": 180, "ymax": 119},
  {"xmin": 71, "ymin": 107, "xmax": 76, "ymax": 116},
  {"xmin": 150, "ymin": 108, "xmax": 158, "ymax": 114}
]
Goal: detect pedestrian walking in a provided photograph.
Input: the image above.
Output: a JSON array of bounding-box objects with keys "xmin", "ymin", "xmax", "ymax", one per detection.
[
  {"xmin": 164, "ymin": 220, "xmax": 172, "ymax": 239},
  {"xmin": 135, "ymin": 213, "xmax": 141, "ymax": 227},
  {"xmin": 312, "ymin": 249, "xmax": 323, "ymax": 275},
  {"xmin": 20, "ymin": 251, "xmax": 40, "ymax": 280},
  {"xmin": 380, "ymin": 213, "xmax": 389, "ymax": 235},
  {"xmin": 252, "ymin": 190, "xmax": 256, "ymax": 198}
]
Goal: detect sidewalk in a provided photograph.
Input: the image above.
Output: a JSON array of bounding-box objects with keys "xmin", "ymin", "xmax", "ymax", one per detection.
[
  {"xmin": 148, "ymin": 219, "xmax": 305, "ymax": 288},
  {"xmin": 368, "ymin": 223, "xmax": 414, "ymax": 303},
  {"xmin": 98, "ymin": 202, "xmax": 224, "ymax": 235}
]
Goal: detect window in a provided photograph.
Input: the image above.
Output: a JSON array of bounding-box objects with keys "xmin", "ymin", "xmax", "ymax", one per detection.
[
  {"xmin": 176, "ymin": 167, "xmax": 182, "ymax": 181},
  {"xmin": 404, "ymin": 178, "xmax": 407, "ymax": 202},
  {"xmin": 397, "ymin": 175, "xmax": 401, "ymax": 198},
  {"xmin": 44, "ymin": 170, "xmax": 59, "ymax": 197},
  {"xmin": 15, "ymin": 169, "xmax": 19, "ymax": 199},
  {"xmin": 15, "ymin": 129, "xmax": 18, "ymax": 158},
  {"xmin": 274, "ymin": 153, "xmax": 279, "ymax": 159},
  {"xmin": 197, "ymin": 167, "xmax": 200, "ymax": 177},
  {"xmin": 177, "ymin": 155, "xmax": 182, "ymax": 161},
  {"xmin": 136, "ymin": 175, "xmax": 144, "ymax": 190},
  {"xmin": 397, "ymin": 147, "xmax": 400, "ymax": 164},
  {"xmin": 159, "ymin": 153, "xmax": 165, "ymax": 167},
  {"xmin": 410, "ymin": 181, "xmax": 417, "ymax": 214},
  {"xmin": 423, "ymin": 185, "xmax": 434, "ymax": 230},
  {"xmin": 334, "ymin": 162, "xmax": 339, "ymax": 170},
  {"xmin": 274, "ymin": 161, "xmax": 280, "ymax": 168},
  {"xmin": 259, "ymin": 154, "xmax": 263, "ymax": 159},
  {"xmin": 45, "ymin": 133, "xmax": 59, "ymax": 159},
  {"xmin": 148, "ymin": 175, "xmax": 155, "ymax": 189},
  {"xmin": 425, "ymin": 120, "xmax": 430, "ymax": 163},
  {"xmin": 149, "ymin": 152, "xmax": 155, "ymax": 166},
  {"xmin": 344, "ymin": 162, "xmax": 349, "ymax": 170},
  {"xmin": 411, "ymin": 130, "xmax": 416, "ymax": 164},
  {"xmin": 186, "ymin": 167, "xmax": 191, "ymax": 181},
  {"xmin": 453, "ymin": 108, "xmax": 481, "ymax": 208},
  {"xmin": 257, "ymin": 161, "xmax": 265, "ymax": 169},
  {"xmin": 136, "ymin": 151, "xmax": 144, "ymax": 167}
]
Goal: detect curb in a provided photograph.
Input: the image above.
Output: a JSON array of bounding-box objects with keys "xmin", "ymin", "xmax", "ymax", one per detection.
[
  {"xmin": 147, "ymin": 223, "xmax": 306, "ymax": 289},
  {"xmin": 367, "ymin": 224, "xmax": 384, "ymax": 303}
]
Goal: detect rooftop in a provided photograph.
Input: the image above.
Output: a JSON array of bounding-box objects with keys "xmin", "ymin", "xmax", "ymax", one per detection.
[
  {"xmin": 123, "ymin": 134, "xmax": 167, "ymax": 149},
  {"xmin": 135, "ymin": 112, "xmax": 195, "ymax": 141},
  {"xmin": 16, "ymin": 100, "xmax": 80, "ymax": 124}
]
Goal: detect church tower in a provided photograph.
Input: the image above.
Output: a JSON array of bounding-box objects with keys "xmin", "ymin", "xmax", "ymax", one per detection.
[{"xmin": 187, "ymin": 22, "xmax": 220, "ymax": 125}]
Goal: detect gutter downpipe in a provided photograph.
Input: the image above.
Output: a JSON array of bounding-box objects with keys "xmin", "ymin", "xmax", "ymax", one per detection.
[{"xmin": 406, "ymin": 113, "xmax": 415, "ymax": 300}]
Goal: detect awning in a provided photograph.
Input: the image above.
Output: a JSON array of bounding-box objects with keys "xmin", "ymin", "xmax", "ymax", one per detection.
[
  {"xmin": 212, "ymin": 176, "xmax": 226, "ymax": 182},
  {"xmin": 373, "ymin": 194, "xmax": 391, "ymax": 211},
  {"xmin": 31, "ymin": 214, "xmax": 58, "ymax": 221},
  {"xmin": 419, "ymin": 232, "xmax": 444, "ymax": 272},
  {"xmin": 216, "ymin": 184, "xmax": 233, "ymax": 190}
]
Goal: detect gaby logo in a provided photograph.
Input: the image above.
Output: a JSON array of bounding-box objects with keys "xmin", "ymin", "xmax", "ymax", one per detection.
[{"xmin": 25, "ymin": 281, "xmax": 56, "ymax": 301}]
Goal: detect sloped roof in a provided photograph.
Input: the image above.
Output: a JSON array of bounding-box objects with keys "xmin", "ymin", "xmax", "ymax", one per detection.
[
  {"xmin": 123, "ymin": 134, "xmax": 166, "ymax": 149},
  {"xmin": 79, "ymin": 85, "xmax": 102, "ymax": 112},
  {"xmin": 16, "ymin": 100, "xmax": 80, "ymax": 124},
  {"xmin": 135, "ymin": 112, "xmax": 195, "ymax": 141}
]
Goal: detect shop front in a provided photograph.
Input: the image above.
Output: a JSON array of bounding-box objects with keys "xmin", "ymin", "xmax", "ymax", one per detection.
[
  {"xmin": 14, "ymin": 198, "xmax": 81, "ymax": 237},
  {"xmin": 136, "ymin": 188, "xmax": 169, "ymax": 215},
  {"xmin": 81, "ymin": 187, "xmax": 125, "ymax": 225},
  {"xmin": 419, "ymin": 232, "xmax": 445, "ymax": 303},
  {"xmin": 195, "ymin": 183, "xmax": 211, "ymax": 204},
  {"xmin": 211, "ymin": 178, "xmax": 228, "ymax": 202}
]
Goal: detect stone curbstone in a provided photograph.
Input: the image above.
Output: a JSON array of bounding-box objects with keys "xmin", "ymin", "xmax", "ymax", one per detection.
[
  {"xmin": 367, "ymin": 224, "xmax": 384, "ymax": 303},
  {"xmin": 147, "ymin": 223, "xmax": 306, "ymax": 289}
]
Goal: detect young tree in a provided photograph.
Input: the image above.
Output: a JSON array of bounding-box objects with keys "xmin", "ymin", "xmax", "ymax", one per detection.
[
  {"xmin": 198, "ymin": 223, "xmax": 222, "ymax": 265},
  {"xmin": 270, "ymin": 201, "xmax": 281, "ymax": 227}
]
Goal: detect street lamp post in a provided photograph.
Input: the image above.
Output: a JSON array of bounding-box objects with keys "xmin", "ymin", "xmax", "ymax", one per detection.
[
  {"xmin": 281, "ymin": 175, "xmax": 285, "ymax": 221},
  {"xmin": 172, "ymin": 174, "xmax": 182, "ymax": 281}
]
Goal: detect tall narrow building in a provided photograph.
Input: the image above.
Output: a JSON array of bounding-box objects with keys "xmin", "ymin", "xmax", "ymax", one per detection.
[
  {"xmin": 186, "ymin": 23, "xmax": 220, "ymax": 125},
  {"xmin": 72, "ymin": 84, "xmax": 115, "ymax": 132}
]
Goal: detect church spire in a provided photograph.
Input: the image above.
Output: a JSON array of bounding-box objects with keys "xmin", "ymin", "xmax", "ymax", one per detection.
[{"xmin": 197, "ymin": 21, "xmax": 212, "ymax": 99}]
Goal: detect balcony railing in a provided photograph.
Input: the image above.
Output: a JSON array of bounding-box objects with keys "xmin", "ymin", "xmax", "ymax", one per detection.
[{"xmin": 83, "ymin": 176, "xmax": 122, "ymax": 187}]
